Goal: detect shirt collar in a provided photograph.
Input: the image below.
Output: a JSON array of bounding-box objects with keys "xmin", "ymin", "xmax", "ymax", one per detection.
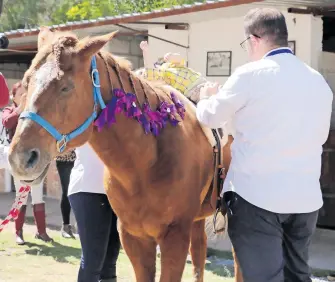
[{"xmin": 262, "ymin": 47, "xmax": 293, "ymax": 59}]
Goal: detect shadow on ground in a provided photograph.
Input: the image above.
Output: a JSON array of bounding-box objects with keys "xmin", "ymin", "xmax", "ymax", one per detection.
[
  {"xmin": 184, "ymin": 248, "xmax": 235, "ymax": 278},
  {"xmin": 24, "ymin": 240, "xmax": 81, "ymax": 263}
]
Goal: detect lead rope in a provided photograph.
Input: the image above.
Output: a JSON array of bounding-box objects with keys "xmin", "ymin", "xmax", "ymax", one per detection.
[{"xmin": 0, "ymin": 186, "xmax": 30, "ymax": 232}]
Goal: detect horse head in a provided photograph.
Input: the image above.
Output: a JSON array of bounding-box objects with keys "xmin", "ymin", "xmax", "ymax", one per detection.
[{"xmin": 8, "ymin": 27, "xmax": 118, "ymax": 185}]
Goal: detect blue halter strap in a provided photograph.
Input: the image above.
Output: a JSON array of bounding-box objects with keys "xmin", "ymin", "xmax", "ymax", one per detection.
[{"xmin": 20, "ymin": 56, "xmax": 106, "ymax": 153}]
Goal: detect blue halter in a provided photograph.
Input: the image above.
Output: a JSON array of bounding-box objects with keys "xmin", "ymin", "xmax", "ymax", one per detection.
[{"xmin": 20, "ymin": 56, "xmax": 106, "ymax": 153}]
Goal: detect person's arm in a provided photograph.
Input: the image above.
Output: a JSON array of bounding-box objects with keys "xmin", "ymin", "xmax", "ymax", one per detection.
[
  {"xmin": 2, "ymin": 106, "xmax": 19, "ymax": 130},
  {"xmin": 140, "ymin": 41, "xmax": 150, "ymax": 68},
  {"xmin": 164, "ymin": 53, "xmax": 186, "ymax": 67},
  {"xmin": 196, "ymin": 70, "xmax": 250, "ymax": 129},
  {"xmin": 0, "ymin": 73, "xmax": 9, "ymax": 107}
]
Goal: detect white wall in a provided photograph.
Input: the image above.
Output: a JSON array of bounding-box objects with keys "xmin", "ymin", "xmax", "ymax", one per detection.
[
  {"xmin": 147, "ymin": 5, "xmax": 323, "ymax": 85},
  {"xmin": 147, "ymin": 28, "xmax": 189, "ymax": 68}
]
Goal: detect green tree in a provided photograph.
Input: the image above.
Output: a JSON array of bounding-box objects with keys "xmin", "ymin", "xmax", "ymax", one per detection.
[
  {"xmin": 0, "ymin": 0, "xmax": 56, "ymax": 31},
  {"xmin": 63, "ymin": 0, "xmax": 201, "ymax": 21},
  {"xmin": 49, "ymin": 0, "xmax": 78, "ymax": 24},
  {"xmin": 0, "ymin": 0, "xmax": 201, "ymax": 31}
]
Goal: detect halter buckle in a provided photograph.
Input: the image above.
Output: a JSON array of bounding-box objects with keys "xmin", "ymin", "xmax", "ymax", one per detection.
[
  {"xmin": 56, "ymin": 135, "xmax": 68, "ymax": 153},
  {"xmin": 91, "ymin": 69, "xmax": 100, "ymax": 88}
]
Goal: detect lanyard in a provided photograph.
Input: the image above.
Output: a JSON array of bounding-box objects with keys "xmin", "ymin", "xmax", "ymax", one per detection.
[{"xmin": 265, "ymin": 48, "xmax": 293, "ymax": 58}]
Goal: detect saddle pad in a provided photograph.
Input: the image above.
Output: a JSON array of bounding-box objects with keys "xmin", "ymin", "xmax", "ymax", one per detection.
[{"xmin": 158, "ymin": 84, "xmax": 231, "ymax": 148}]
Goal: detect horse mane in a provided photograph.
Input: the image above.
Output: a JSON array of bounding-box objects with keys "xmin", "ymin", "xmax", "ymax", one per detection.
[
  {"xmin": 23, "ymin": 31, "xmax": 171, "ymax": 105},
  {"xmin": 97, "ymin": 50, "xmax": 170, "ymax": 104},
  {"xmin": 23, "ymin": 31, "xmax": 79, "ymax": 88}
]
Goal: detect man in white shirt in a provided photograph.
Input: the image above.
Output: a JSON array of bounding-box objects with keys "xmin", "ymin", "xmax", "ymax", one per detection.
[{"xmin": 196, "ymin": 8, "xmax": 333, "ymax": 282}]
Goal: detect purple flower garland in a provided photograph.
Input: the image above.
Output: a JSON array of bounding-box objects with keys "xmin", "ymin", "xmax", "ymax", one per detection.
[{"xmin": 94, "ymin": 89, "xmax": 186, "ymax": 136}]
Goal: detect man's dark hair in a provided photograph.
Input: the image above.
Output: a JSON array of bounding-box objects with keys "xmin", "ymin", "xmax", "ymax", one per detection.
[{"xmin": 244, "ymin": 8, "xmax": 288, "ymax": 47}]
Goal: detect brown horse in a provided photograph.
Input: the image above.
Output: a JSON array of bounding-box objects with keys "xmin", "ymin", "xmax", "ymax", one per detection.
[{"xmin": 8, "ymin": 28, "xmax": 240, "ymax": 282}]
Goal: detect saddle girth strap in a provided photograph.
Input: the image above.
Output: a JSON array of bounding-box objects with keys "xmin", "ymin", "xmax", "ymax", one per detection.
[{"xmin": 211, "ymin": 129, "xmax": 225, "ymax": 234}]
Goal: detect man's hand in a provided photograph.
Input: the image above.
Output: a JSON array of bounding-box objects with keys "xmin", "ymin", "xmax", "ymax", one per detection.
[
  {"xmin": 164, "ymin": 53, "xmax": 184, "ymax": 64},
  {"xmin": 200, "ymin": 82, "xmax": 220, "ymax": 100},
  {"xmin": 140, "ymin": 41, "xmax": 149, "ymax": 52}
]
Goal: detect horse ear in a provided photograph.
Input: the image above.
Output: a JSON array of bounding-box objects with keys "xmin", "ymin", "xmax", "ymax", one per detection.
[
  {"xmin": 38, "ymin": 26, "xmax": 53, "ymax": 50},
  {"xmin": 75, "ymin": 31, "xmax": 118, "ymax": 58}
]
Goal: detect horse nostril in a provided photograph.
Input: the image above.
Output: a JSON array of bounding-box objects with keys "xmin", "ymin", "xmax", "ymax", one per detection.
[{"xmin": 26, "ymin": 149, "xmax": 40, "ymax": 169}]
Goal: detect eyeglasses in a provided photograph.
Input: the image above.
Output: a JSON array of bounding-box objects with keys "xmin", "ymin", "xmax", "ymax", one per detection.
[{"xmin": 240, "ymin": 34, "xmax": 261, "ymax": 50}]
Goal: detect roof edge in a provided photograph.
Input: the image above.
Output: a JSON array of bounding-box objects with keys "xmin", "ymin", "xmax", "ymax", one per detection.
[{"xmin": 4, "ymin": 0, "xmax": 262, "ymax": 39}]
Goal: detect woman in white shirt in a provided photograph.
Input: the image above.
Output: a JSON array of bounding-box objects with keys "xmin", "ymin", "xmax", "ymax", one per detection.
[{"xmin": 68, "ymin": 144, "xmax": 120, "ymax": 282}]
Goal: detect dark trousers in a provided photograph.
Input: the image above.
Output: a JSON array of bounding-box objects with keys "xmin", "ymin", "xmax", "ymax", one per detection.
[
  {"xmin": 225, "ymin": 192, "xmax": 318, "ymax": 282},
  {"xmin": 69, "ymin": 192, "xmax": 120, "ymax": 282},
  {"xmin": 56, "ymin": 160, "xmax": 74, "ymax": 225}
]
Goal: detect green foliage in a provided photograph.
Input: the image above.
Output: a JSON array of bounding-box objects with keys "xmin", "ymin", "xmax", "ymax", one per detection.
[
  {"xmin": 0, "ymin": 0, "xmax": 203, "ymax": 31},
  {"xmin": 0, "ymin": 0, "xmax": 55, "ymax": 30},
  {"xmin": 64, "ymin": 0, "xmax": 202, "ymax": 21}
]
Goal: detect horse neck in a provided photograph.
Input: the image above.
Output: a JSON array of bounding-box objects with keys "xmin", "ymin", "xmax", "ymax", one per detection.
[{"xmin": 88, "ymin": 54, "xmax": 158, "ymax": 185}]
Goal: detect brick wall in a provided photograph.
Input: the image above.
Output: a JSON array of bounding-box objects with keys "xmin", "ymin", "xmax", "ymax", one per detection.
[
  {"xmin": 0, "ymin": 63, "xmax": 29, "ymax": 87},
  {"xmin": 106, "ymin": 35, "xmax": 145, "ymax": 70}
]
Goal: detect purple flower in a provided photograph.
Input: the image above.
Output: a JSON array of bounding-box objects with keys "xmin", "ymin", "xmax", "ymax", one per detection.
[
  {"xmin": 171, "ymin": 92, "xmax": 185, "ymax": 119},
  {"xmin": 94, "ymin": 89, "xmax": 186, "ymax": 136},
  {"xmin": 125, "ymin": 93, "xmax": 142, "ymax": 118},
  {"xmin": 137, "ymin": 113, "xmax": 151, "ymax": 134}
]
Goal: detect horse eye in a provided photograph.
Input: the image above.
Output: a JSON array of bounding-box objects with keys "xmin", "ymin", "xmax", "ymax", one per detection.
[{"xmin": 61, "ymin": 83, "xmax": 74, "ymax": 93}]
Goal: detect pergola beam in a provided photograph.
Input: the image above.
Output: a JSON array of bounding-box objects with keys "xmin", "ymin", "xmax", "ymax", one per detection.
[{"xmin": 288, "ymin": 7, "xmax": 335, "ymax": 17}]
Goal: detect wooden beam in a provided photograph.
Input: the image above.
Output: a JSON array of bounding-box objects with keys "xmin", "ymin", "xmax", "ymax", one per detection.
[
  {"xmin": 5, "ymin": 31, "xmax": 147, "ymax": 51},
  {"xmin": 288, "ymin": 7, "xmax": 335, "ymax": 17}
]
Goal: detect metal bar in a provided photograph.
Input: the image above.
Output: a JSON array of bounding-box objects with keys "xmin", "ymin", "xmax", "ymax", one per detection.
[
  {"xmin": 287, "ymin": 7, "xmax": 312, "ymax": 14},
  {"xmin": 165, "ymin": 24, "xmax": 188, "ymax": 30},
  {"xmin": 115, "ymin": 24, "xmax": 189, "ymax": 49},
  {"xmin": 129, "ymin": 22, "xmax": 189, "ymax": 30},
  {"xmin": 130, "ymin": 21, "xmax": 189, "ymax": 26}
]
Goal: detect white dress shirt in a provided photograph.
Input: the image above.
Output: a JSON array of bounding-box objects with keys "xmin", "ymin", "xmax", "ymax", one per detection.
[
  {"xmin": 197, "ymin": 48, "xmax": 333, "ymax": 214},
  {"xmin": 68, "ymin": 143, "xmax": 106, "ymax": 196}
]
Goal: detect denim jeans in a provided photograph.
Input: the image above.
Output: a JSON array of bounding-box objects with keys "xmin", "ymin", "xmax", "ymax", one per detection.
[
  {"xmin": 56, "ymin": 160, "xmax": 74, "ymax": 225},
  {"xmin": 69, "ymin": 192, "xmax": 120, "ymax": 282}
]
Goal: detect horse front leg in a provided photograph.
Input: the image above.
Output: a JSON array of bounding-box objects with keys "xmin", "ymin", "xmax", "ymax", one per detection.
[
  {"xmin": 119, "ymin": 226, "xmax": 156, "ymax": 282},
  {"xmin": 189, "ymin": 219, "xmax": 207, "ymax": 282},
  {"xmin": 158, "ymin": 221, "xmax": 192, "ymax": 282}
]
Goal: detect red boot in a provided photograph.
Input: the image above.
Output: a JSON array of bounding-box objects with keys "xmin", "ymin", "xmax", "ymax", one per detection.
[
  {"xmin": 15, "ymin": 205, "xmax": 27, "ymax": 245},
  {"xmin": 33, "ymin": 203, "xmax": 53, "ymax": 242}
]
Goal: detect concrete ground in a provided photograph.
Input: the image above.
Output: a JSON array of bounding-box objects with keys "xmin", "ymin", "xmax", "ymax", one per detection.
[
  {"xmin": 206, "ymin": 217, "xmax": 335, "ymax": 272},
  {"xmin": 1, "ymin": 192, "xmax": 335, "ymax": 272}
]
